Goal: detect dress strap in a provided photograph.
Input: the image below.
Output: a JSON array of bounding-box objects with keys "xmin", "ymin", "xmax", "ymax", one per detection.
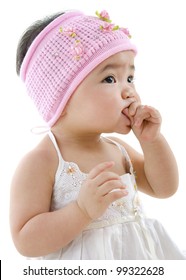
[
  {"xmin": 48, "ymin": 131, "xmax": 63, "ymax": 160},
  {"xmin": 48, "ymin": 131, "xmax": 65, "ymax": 183},
  {"xmin": 104, "ymin": 137, "xmax": 134, "ymax": 174}
]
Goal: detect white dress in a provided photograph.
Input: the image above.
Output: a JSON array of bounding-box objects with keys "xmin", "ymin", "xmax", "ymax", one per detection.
[{"xmin": 34, "ymin": 131, "xmax": 186, "ymax": 260}]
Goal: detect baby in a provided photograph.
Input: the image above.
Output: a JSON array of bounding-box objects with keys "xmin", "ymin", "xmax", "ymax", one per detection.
[{"xmin": 10, "ymin": 9, "xmax": 186, "ymax": 259}]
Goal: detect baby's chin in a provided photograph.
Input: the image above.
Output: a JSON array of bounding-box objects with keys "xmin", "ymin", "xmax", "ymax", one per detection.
[{"xmin": 114, "ymin": 124, "xmax": 132, "ymax": 135}]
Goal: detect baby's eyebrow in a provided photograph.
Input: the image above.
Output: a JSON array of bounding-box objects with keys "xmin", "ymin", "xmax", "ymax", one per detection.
[{"xmin": 100, "ymin": 63, "xmax": 135, "ymax": 73}]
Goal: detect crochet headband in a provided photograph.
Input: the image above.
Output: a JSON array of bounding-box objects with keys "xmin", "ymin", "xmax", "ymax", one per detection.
[{"xmin": 20, "ymin": 10, "xmax": 137, "ymax": 127}]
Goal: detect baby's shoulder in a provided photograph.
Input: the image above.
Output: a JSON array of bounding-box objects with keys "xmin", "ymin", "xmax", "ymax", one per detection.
[{"xmin": 14, "ymin": 136, "xmax": 58, "ymax": 183}]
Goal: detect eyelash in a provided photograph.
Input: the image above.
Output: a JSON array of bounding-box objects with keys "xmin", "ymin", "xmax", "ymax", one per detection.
[{"xmin": 102, "ymin": 75, "xmax": 135, "ymax": 84}]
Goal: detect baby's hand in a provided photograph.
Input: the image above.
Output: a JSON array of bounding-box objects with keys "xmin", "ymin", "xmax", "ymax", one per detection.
[
  {"xmin": 130, "ymin": 105, "xmax": 162, "ymax": 142},
  {"xmin": 77, "ymin": 161, "xmax": 128, "ymax": 220}
]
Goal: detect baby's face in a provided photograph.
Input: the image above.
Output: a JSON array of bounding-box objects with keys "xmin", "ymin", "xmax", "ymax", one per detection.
[{"xmin": 60, "ymin": 51, "xmax": 140, "ymax": 135}]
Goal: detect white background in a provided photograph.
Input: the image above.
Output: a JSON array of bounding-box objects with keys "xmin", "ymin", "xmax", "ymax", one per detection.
[{"xmin": 1, "ymin": 0, "xmax": 186, "ymax": 261}]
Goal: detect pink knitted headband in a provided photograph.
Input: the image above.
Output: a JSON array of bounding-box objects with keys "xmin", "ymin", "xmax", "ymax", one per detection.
[{"xmin": 20, "ymin": 10, "xmax": 137, "ymax": 127}]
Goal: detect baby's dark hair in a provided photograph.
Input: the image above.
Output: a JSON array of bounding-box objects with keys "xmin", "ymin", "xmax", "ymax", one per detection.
[{"xmin": 16, "ymin": 12, "xmax": 64, "ymax": 75}]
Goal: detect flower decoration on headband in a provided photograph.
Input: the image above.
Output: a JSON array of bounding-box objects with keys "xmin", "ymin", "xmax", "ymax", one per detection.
[
  {"xmin": 59, "ymin": 27, "xmax": 76, "ymax": 37},
  {"xmin": 96, "ymin": 10, "xmax": 131, "ymax": 38},
  {"xmin": 71, "ymin": 40, "xmax": 85, "ymax": 61},
  {"xmin": 100, "ymin": 22, "xmax": 119, "ymax": 32},
  {"xmin": 59, "ymin": 27, "xmax": 84, "ymax": 60},
  {"xmin": 95, "ymin": 10, "xmax": 112, "ymax": 22},
  {"xmin": 120, "ymin": 27, "xmax": 131, "ymax": 39}
]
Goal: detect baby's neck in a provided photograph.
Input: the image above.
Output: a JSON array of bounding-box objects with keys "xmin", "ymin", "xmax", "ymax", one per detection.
[{"xmin": 51, "ymin": 127, "xmax": 102, "ymax": 148}]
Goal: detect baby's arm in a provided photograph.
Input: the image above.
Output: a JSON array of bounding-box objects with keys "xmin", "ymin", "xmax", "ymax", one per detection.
[
  {"xmin": 10, "ymin": 152, "xmax": 126, "ymax": 257},
  {"xmin": 10, "ymin": 150, "xmax": 90, "ymax": 257}
]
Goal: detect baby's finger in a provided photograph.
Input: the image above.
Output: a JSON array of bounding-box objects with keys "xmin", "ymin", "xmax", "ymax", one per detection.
[
  {"xmin": 134, "ymin": 105, "xmax": 161, "ymax": 126},
  {"xmin": 123, "ymin": 97, "xmax": 137, "ymax": 109},
  {"xmin": 93, "ymin": 171, "xmax": 121, "ymax": 187},
  {"xmin": 87, "ymin": 161, "xmax": 115, "ymax": 180},
  {"xmin": 97, "ymin": 180, "xmax": 127, "ymax": 196},
  {"xmin": 128, "ymin": 100, "xmax": 141, "ymax": 117},
  {"xmin": 105, "ymin": 189, "xmax": 128, "ymax": 205}
]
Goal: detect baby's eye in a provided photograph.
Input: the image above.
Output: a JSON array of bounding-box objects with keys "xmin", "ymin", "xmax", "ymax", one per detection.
[
  {"xmin": 127, "ymin": 75, "xmax": 135, "ymax": 83},
  {"xmin": 102, "ymin": 76, "xmax": 116, "ymax": 84}
]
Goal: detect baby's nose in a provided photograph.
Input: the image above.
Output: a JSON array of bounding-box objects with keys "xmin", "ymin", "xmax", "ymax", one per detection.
[{"xmin": 121, "ymin": 87, "xmax": 134, "ymax": 99}]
